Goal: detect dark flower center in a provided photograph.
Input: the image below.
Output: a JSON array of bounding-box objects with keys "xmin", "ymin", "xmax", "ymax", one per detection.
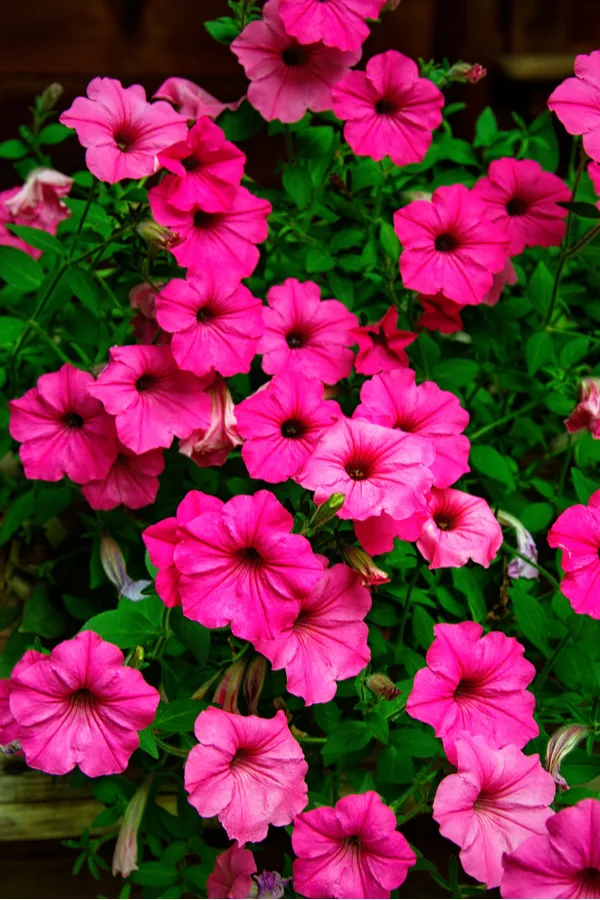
[
  {"xmin": 434, "ymin": 512, "xmax": 455, "ymax": 531},
  {"xmin": 196, "ymin": 306, "xmax": 215, "ymax": 323},
  {"xmin": 281, "ymin": 419, "xmax": 306, "ymax": 439},
  {"xmin": 71, "ymin": 688, "xmax": 93, "ymax": 709},
  {"xmin": 453, "ymin": 678, "xmax": 479, "ymax": 700},
  {"xmin": 506, "ymin": 196, "xmax": 529, "ymax": 216},
  {"xmin": 182, "ymin": 155, "xmax": 200, "ymax": 172},
  {"xmin": 62, "ymin": 412, "xmax": 84, "ymax": 429},
  {"xmin": 193, "ymin": 210, "xmax": 218, "ymax": 229},
  {"xmin": 238, "ymin": 547, "xmax": 262, "ymax": 569},
  {"xmin": 230, "ymin": 747, "xmax": 251, "ymax": 768},
  {"xmin": 282, "ymin": 45, "xmax": 308, "ymax": 66},
  {"xmin": 113, "ymin": 130, "xmax": 135, "ymax": 152},
  {"xmin": 580, "ymin": 868, "xmax": 600, "ymax": 891},
  {"xmin": 435, "ymin": 233, "xmax": 459, "ymax": 252},
  {"xmin": 345, "ymin": 457, "xmax": 373, "ymax": 481},
  {"xmin": 370, "ymin": 327, "xmax": 387, "ymax": 346},
  {"xmin": 343, "ymin": 834, "xmax": 362, "ymax": 852},
  {"xmin": 135, "ymin": 374, "xmax": 156, "ymax": 393},
  {"xmin": 286, "ymin": 331, "xmax": 306, "ymax": 349},
  {"xmin": 375, "ymin": 98, "xmax": 397, "ymax": 115}
]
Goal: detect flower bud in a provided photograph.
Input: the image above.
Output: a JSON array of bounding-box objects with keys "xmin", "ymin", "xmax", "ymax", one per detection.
[
  {"xmin": 135, "ymin": 219, "xmax": 183, "ymax": 253},
  {"xmin": 100, "ymin": 533, "xmax": 151, "ymax": 601},
  {"xmin": 448, "ymin": 62, "xmax": 487, "ymax": 84},
  {"xmin": 545, "ymin": 724, "xmax": 591, "ymax": 790},
  {"xmin": 112, "ymin": 777, "xmax": 152, "ymax": 877},
  {"xmin": 383, "ymin": 0, "xmax": 402, "ymax": 10},
  {"xmin": 400, "ymin": 189, "xmax": 433, "ymax": 204},
  {"xmin": 213, "ymin": 660, "xmax": 247, "ymax": 714},
  {"xmin": 191, "ymin": 670, "xmax": 221, "ymax": 700},
  {"xmin": 310, "ymin": 493, "xmax": 345, "ymax": 530},
  {"xmin": 39, "ymin": 83, "xmax": 64, "ymax": 113},
  {"xmin": 367, "ymin": 673, "xmax": 400, "ymax": 701},
  {"xmin": 341, "ymin": 544, "xmax": 390, "ymax": 587},
  {"xmin": 497, "ymin": 511, "xmax": 539, "ymax": 580},
  {"xmin": 244, "ymin": 656, "xmax": 267, "ymax": 715}
]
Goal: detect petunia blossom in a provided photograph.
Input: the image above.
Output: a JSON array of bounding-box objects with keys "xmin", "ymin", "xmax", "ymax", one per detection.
[
  {"xmin": 9, "ymin": 631, "xmax": 159, "ymax": 776},
  {"xmin": 236, "ymin": 373, "xmax": 342, "ymax": 483},
  {"xmin": 416, "ymin": 487, "xmax": 503, "ymax": 569},
  {"xmin": 332, "ymin": 50, "xmax": 444, "ymax": 166},
  {"xmin": 292, "ymin": 791, "xmax": 416, "ymax": 899},
  {"xmin": 433, "ymin": 734, "xmax": 555, "ymax": 888},
  {"xmin": 207, "ymin": 844, "xmax": 257, "ymax": 900},
  {"xmin": 565, "ymin": 377, "xmax": 600, "ymax": 438},
  {"xmin": 81, "ymin": 441, "xmax": 165, "ymax": 511},
  {"xmin": 129, "ymin": 282, "xmax": 167, "ymax": 345},
  {"xmin": 350, "ymin": 306, "xmax": 416, "ymax": 375},
  {"xmin": 254, "ymin": 563, "xmax": 371, "ymax": 705},
  {"xmin": 0, "ymin": 187, "xmax": 42, "ymax": 258},
  {"xmin": 154, "ymin": 77, "xmax": 243, "ymax": 121},
  {"xmin": 4, "ymin": 167, "xmax": 72, "ymax": 233},
  {"xmin": 9, "ymin": 363, "xmax": 118, "ymax": 484},
  {"xmin": 418, "ymin": 293, "xmax": 465, "ymax": 334},
  {"xmin": 406, "ymin": 621, "xmax": 538, "ymax": 765},
  {"xmin": 185, "ymin": 707, "xmax": 308, "ymax": 845},
  {"xmin": 481, "ymin": 257, "xmax": 518, "ymax": 307},
  {"xmin": 547, "ymin": 51, "xmax": 600, "ymax": 164},
  {"xmin": 547, "ymin": 490, "xmax": 600, "ymax": 619},
  {"xmin": 60, "ymin": 77, "xmax": 187, "ymax": 183},
  {"xmin": 179, "ymin": 376, "xmax": 242, "ymax": 468},
  {"xmin": 354, "ymin": 509, "xmax": 428, "ymax": 556},
  {"xmin": 279, "ymin": 0, "xmax": 385, "ymax": 52},
  {"xmin": 0, "ymin": 650, "xmax": 45, "ymax": 747}
]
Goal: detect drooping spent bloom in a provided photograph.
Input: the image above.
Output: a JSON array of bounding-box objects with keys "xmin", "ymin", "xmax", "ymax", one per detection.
[
  {"xmin": 292, "ymin": 791, "xmax": 416, "ymax": 899},
  {"xmin": 88, "ymin": 345, "xmax": 212, "ymax": 455},
  {"xmin": 236, "ymin": 373, "xmax": 341, "ymax": 483},
  {"xmin": 545, "ymin": 724, "xmax": 591, "ymax": 791},
  {"xmin": 354, "ymin": 368, "xmax": 470, "ymax": 488},
  {"xmin": 112, "ymin": 777, "xmax": 152, "ymax": 878},
  {"xmin": 298, "ymin": 417, "xmax": 434, "ymax": 523},
  {"xmin": 155, "ymin": 272, "xmax": 263, "ymax": 378},
  {"xmin": 433, "ymin": 735, "xmax": 555, "ymax": 888},
  {"xmin": 548, "ymin": 491, "xmax": 600, "ymax": 619},
  {"xmin": 9, "ymin": 363, "xmax": 118, "ymax": 483},
  {"xmin": 394, "ymin": 184, "xmax": 510, "ymax": 305},
  {"xmin": 148, "ymin": 180, "xmax": 271, "ymax": 277},
  {"xmin": 565, "ymin": 378, "xmax": 600, "ymax": 438},
  {"xmin": 259, "ymin": 277, "xmax": 359, "ymax": 384},
  {"xmin": 481, "ymin": 257, "xmax": 518, "ymax": 307},
  {"xmin": 207, "ymin": 844, "xmax": 257, "ymax": 900},
  {"xmin": 279, "ymin": 0, "xmax": 385, "ymax": 52},
  {"xmin": 254, "ymin": 871, "xmax": 291, "ymax": 899},
  {"xmin": 332, "ymin": 50, "xmax": 444, "ymax": 166},
  {"xmin": 99, "ymin": 532, "xmax": 151, "ymax": 602},
  {"xmin": 0, "ymin": 650, "xmax": 45, "ymax": 748},
  {"xmin": 497, "ymin": 510, "xmax": 539, "ymax": 580},
  {"xmin": 0, "ymin": 187, "xmax": 42, "ymax": 258},
  {"xmin": 4, "ymin": 167, "xmax": 72, "ymax": 233},
  {"xmin": 407, "ymin": 621, "xmax": 538, "ymax": 764},
  {"xmin": 9, "ymin": 631, "xmax": 159, "ymax": 776},
  {"xmin": 350, "ymin": 306, "xmax": 416, "ymax": 375},
  {"xmin": 213, "ymin": 660, "xmax": 247, "ymax": 715},
  {"xmin": 81, "ymin": 441, "xmax": 164, "ymax": 511},
  {"xmin": 340, "ymin": 544, "xmax": 391, "ymax": 586},
  {"xmin": 548, "ymin": 51, "xmax": 600, "ymax": 164},
  {"xmin": 244, "ymin": 656, "xmax": 267, "ymax": 716},
  {"xmin": 157, "ymin": 117, "xmax": 246, "ymax": 212},
  {"xmin": 129, "ymin": 282, "xmax": 164, "ymax": 344},
  {"xmin": 366, "ymin": 673, "xmax": 400, "ymax": 701},
  {"xmin": 418, "ymin": 293, "xmax": 465, "ymax": 334},
  {"xmin": 354, "ymin": 509, "xmax": 428, "ymax": 556},
  {"xmin": 60, "ymin": 77, "xmax": 187, "ymax": 183},
  {"xmin": 254, "ymin": 563, "xmax": 371, "ymax": 705},
  {"xmin": 417, "ymin": 487, "xmax": 503, "ymax": 569},
  {"xmin": 501, "ymin": 799, "xmax": 600, "ymax": 899},
  {"xmin": 179, "ymin": 376, "xmax": 242, "ymax": 468},
  {"xmin": 230, "ymin": 0, "xmax": 361, "ymax": 124},
  {"xmin": 175, "ymin": 490, "xmax": 325, "ymax": 640},
  {"xmin": 185, "ymin": 707, "xmax": 308, "ymax": 845},
  {"xmin": 154, "ymin": 77, "xmax": 243, "ymax": 121}
]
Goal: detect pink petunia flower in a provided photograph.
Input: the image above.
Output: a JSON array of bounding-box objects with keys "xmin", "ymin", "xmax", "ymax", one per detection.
[
  {"xmin": 472, "ymin": 158, "xmax": 570, "ymax": 255},
  {"xmin": 88, "ymin": 345, "xmax": 212, "ymax": 455},
  {"xmin": 179, "ymin": 376, "xmax": 242, "ymax": 468},
  {"xmin": 207, "ymin": 845, "xmax": 257, "ymax": 900},
  {"xmin": 548, "ymin": 51, "xmax": 600, "ymax": 164},
  {"xmin": 279, "ymin": 0, "xmax": 385, "ymax": 52},
  {"xmin": 157, "ymin": 117, "xmax": 246, "ymax": 213},
  {"xmin": 174, "ymin": 490, "xmax": 325, "ymax": 640},
  {"xmin": 230, "ymin": 0, "xmax": 361, "ymax": 124},
  {"xmin": 501, "ymin": 798, "xmax": 600, "ymax": 898},
  {"xmin": 4, "ymin": 167, "xmax": 72, "ymax": 233},
  {"xmin": 481, "ymin": 257, "xmax": 518, "ymax": 306},
  {"xmin": 433, "ymin": 734, "xmax": 555, "ymax": 888},
  {"xmin": 292, "ymin": 791, "xmax": 416, "ymax": 899},
  {"xmin": 0, "ymin": 650, "xmax": 45, "ymax": 747},
  {"xmin": 154, "ymin": 77, "xmax": 243, "ymax": 121},
  {"xmin": 590, "ymin": 160, "xmax": 600, "ymax": 205},
  {"xmin": 0, "ymin": 187, "xmax": 42, "ymax": 258},
  {"xmin": 148, "ymin": 180, "xmax": 271, "ymax": 277},
  {"xmin": 298, "ymin": 417, "xmax": 434, "ymax": 523},
  {"xmin": 332, "ymin": 50, "xmax": 444, "ymax": 166},
  {"xmin": 9, "ymin": 363, "xmax": 118, "ymax": 483},
  {"xmin": 81, "ymin": 441, "xmax": 165, "ymax": 510},
  {"xmin": 129, "ymin": 282, "xmax": 167, "ymax": 345},
  {"xmin": 394, "ymin": 184, "xmax": 510, "ymax": 305},
  {"xmin": 60, "ymin": 77, "xmax": 187, "ymax": 183},
  {"xmin": 236, "ymin": 373, "xmax": 342, "ymax": 483},
  {"xmin": 354, "ymin": 509, "xmax": 428, "ymax": 556},
  {"xmin": 350, "ymin": 306, "xmax": 416, "ymax": 375},
  {"xmin": 254, "ymin": 563, "xmax": 371, "ymax": 705},
  {"xmin": 155, "ymin": 272, "xmax": 263, "ymax": 378},
  {"xmin": 565, "ymin": 378, "xmax": 600, "ymax": 438},
  {"xmin": 548, "ymin": 491, "xmax": 600, "ymax": 619},
  {"xmin": 416, "ymin": 487, "xmax": 503, "ymax": 569},
  {"xmin": 259, "ymin": 278, "xmax": 359, "ymax": 384},
  {"xmin": 406, "ymin": 621, "xmax": 538, "ymax": 765},
  {"xmin": 9, "ymin": 631, "xmax": 159, "ymax": 776},
  {"xmin": 354, "ymin": 368, "xmax": 470, "ymax": 488},
  {"xmin": 418, "ymin": 293, "xmax": 465, "ymax": 334},
  {"xmin": 185, "ymin": 707, "xmax": 308, "ymax": 845}
]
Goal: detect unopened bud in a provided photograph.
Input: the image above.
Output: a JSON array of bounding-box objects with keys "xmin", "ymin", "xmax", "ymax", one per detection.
[
  {"xmin": 214, "ymin": 660, "xmax": 246, "ymax": 714},
  {"xmin": 341, "ymin": 544, "xmax": 390, "ymax": 587},
  {"xmin": 274, "ymin": 696, "xmax": 293, "ymax": 723},
  {"xmin": 100, "ymin": 533, "xmax": 150, "ymax": 601},
  {"xmin": 383, "ymin": 0, "xmax": 402, "ymax": 11},
  {"xmin": 448, "ymin": 62, "xmax": 487, "ymax": 85},
  {"xmin": 310, "ymin": 493, "xmax": 345, "ymax": 530},
  {"xmin": 192, "ymin": 670, "xmax": 221, "ymax": 700},
  {"xmin": 112, "ymin": 778, "xmax": 152, "ymax": 877},
  {"xmin": 244, "ymin": 656, "xmax": 267, "ymax": 716},
  {"xmin": 367, "ymin": 673, "xmax": 400, "ymax": 701},
  {"xmin": 39, "ymin": 83, "xmax": 64, "ymax": 113},
  {"xmin": 135, "ymin": 219, "xmax": 182, "ymax": 253},
  {"xmin": 401, "ymin": 190, "xmax": 433, "ymax": 204},
  {"xmin": 546, "ymin": 724, "xmax": 591, "ymax": 790},
  {"xmin": 126, "ymin": 646, "xmax": 145, "ymax": 669}
]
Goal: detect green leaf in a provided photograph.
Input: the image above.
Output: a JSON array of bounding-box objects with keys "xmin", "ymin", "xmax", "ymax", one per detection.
[
  {"xmin": 33, "ymin": 484, "xmax": 72, "ymax": 524},
  {"xmin": 526, "ymin": 332, "xmax": 554, "ymax": 375},
  {"xmin": 0, "ymin": 316, "xmax": 26, "ymax": 345},
  {"xmin": 6, "ymin": 225, "xmax": 63, "ymax": 255},
  {"xmin": 68, "ymin": 267, "xmax": 103, "ymax": 316},
  {"xmin": 218, "ymin": 102, "xmax": 264, "ymax": 142},
  {"xmin": 474, "ymin": 107, "xmax": 498, "ymax": 147},
  {"xmin": 376, "ymin": 745, "xmax": 415, "ymax": 784},
  {"xmin": 154, "ymin": 699, "xmax": 206, "ymax": 733},
  {"xmin": 365, "ymin": 710, "xmax": 390, "ymax": 744},
  {"xmin": 572, "ymin": 468, "xmax": 600, "ymax": 505},
  {"xmin": 392, "ymin": 727, "xmax": 441, "ymax": 758},
  {"xmin": 528, "ymin": 261, "xmax": 554, "ymax": 319},
  {"xmin": 131, "ymin": 862, "xmax": 179, "ymax": 888},
  {"xmin": 379, "ymin": 222, "xmax": 400, "ymax": 261},
  {"xmin": 328, "ymin": 272, "xmax": 354, "ymax": 307},
  {"xmin": 305, "ymin": 246, "xmax": 335, "ymax": 272},
  {"xmin": 557, "ymin": 201, "xmax": 600, "ymax": 219},
  {"xmin": 0, "ymin": 489, "xmax": 36, "ymax": 544},
  {"xmin": 62, "ymin": 593, "xmax": 98, "ymax": 621},
  {"xmin": 39, "ymin": 123, "xmax": 73, "ymax": 145},
  {"xmin": 204, "ymin": 16, "xmax": 240, "ymax": 45},
  {"xmin": 282, "ymin": 166, "xmax": 312, "ymax": 208},
  {"xmin": 452, "ymin": 568, "xmax": 487, "ymax": 622},
  {"xmin": 520, "ymin": 502, "xmax": 555, "ymax": 533},
  {"xmin": 0, "ymin": 139, "xmax": 29, "ymax": 159},
  {"xmin": 509, "ymin": 587, "xmax": 550, "ymax": 656},
  {"xmin": 322, "ymin": 720, "xmax": 371, "ymax": 764},
  {"xmin": 330, "ymin": 228, "xmax": 365, "ymax": 253},
  {"xmin": 82, "ymin": 604, "xmax": 161, "ymax": 648},
  {"xmin": 432, "ymin": 358, "xmax": 479, "ymax": 388},
  {"xmin": 20, "ymin": 584, "xmax": 66, "ymax": 639},
  {"xmin": 470, "ymin": 444, "xmax": 516, "ymax": 491},
  {"xmin": 0, "ymin": 246, "xmax": 44, "ymax": 291},
  {"xmin": 170, "ymin": 608, "xmax": 211, "ymax": 664},
  {"xmin": 313, "ymin": 702, "xmax": 341, "ymax": 734},
  {"xmin": 138, "ymin": 726, "xmax": 159, "ymax": 759},
  {"xmin": 560, "ymin": 338, "xmax": 590, "ymax": 368},
  {"xmin": 412, "ymin": 606, "xmax": 435, "ymax": 650}
]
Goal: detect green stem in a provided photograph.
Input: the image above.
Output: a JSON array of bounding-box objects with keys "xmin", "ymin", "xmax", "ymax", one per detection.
[
  {"xmin": 501, "ymin": 541, "xmax": 562, "ymax": 592},
  {"xmin": 557, "ymin": 433, "xmax": 573, "ymax": 499},
  {"xmin": 9, "ymin": 263, "xmax": 69, "ymax": 367},
  {"xmin": 298, "ymin": 735, "xmax": 327, "ymax": 744},
  {"xmin": 27, "ymin": 320, "xmax": 75, "ymax": 365},
  {"xmin": 398, "ymin": 562, "xmax": 420, "ymax": 647},
  {"xmin": 154, "ymin": 736, "xmax": 189, "ymax": 759},
  {"xmin": 535, "ymin": 632, "xmax": 571, "ymax": 694},
  {"xmin": 68, "ymin": 179, "xmax": 97, "ymax": 262},
  {"xmin": 230, "ymin": 642, "xmax": 250, "ymax": 665},
  {"xmin": 469, "ymin": 399, "xmax": 539, "ymax": 441}
]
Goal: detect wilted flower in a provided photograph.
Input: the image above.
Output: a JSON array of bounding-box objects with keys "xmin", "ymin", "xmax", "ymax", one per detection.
[
  {"xmin": 545, "ymin": 724, "xmax": 591, "ymax": 790},
  {"xmin": 244, "ymin": 657, "xmax": 267, "ymax": 716},
  {"xmin": 498, "ymin": 511, "xmax": 539, "ymax": 580},
  {"xmin": 112, "ymin": 778, "xmax": 152, "ymax": 877},
  {"xmin": 367, "ymin": 673, "xmax": 400, "ymax": 701},
  {"xmin": 100, "ymin": 532, "xmax": 151, "ymax": 601},
  {"xmin": 252, "ymin": 870, "xmax": 292, "ymax": 899},
  {"xmin": 565, "ymin": 378, "xmax": 600, "ymax": 438},
  {"xmin": 213, "ymin": 659, "xmax": 247, "ymax": 714},
  {"xmin": 341, "ymin": 544, "xmax": 390, "ymax": 587}
]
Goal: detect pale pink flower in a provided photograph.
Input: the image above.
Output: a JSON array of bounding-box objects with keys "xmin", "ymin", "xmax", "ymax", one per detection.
[
  {"xmin": 332, "ymin": 50, "xmax": 444, "ymax": 165},
  {"xmin": 81, "ymin": 441, "xmax": 164, "ymax": 510},
  {"xmin": 88, "ymin": 345, "xmax": 212, "ymax": 455},
  {"xmin": 407, "ymin": 621, "xmax": 538, "ymax": 765},
  {"xmin": 548, "ymin": 490, "xmax": 600, "ymax": 619},
  {"xmin": 394, "ymin": 184, "xmax": 510, "ymax": 305},
  {"xmin": 4, "ymin": 167, "xmax": 72, "ymax": 232},
  {"xmin": 99, "ymin": 533, "xmax": 150, "ymax": 602},
  {"xmin": 236, "ymin": 373, "xmax": 341, "ymax": 483},
  {"xmin": 60, "ymin": 77, "xmax": 187, "ymax": 183},
  {"xmin": 155, "ymin": 272, "xmax": 263, "ymax": 378},
  {"xmin": 9, "ymin": 631, "xmax": 159, "ymax": 776},
  {"xmin": 179, "ymin": 376, "xmax": 242, "ymax": 468},
  {"xmin": 0, "ymin": 650, "xmax": 44, "ymax": 747},
  {"xmin": 279, "ymin": 0, "xmax": 385, "ymax": 51},
  {"xmin": 497, "ymin": 510, "xmax": 539, "ymax": 580},
  {"xmin": 350, "ymin": 306, "xmax": 416, "ymax": 375},
  {"xmin": 0, "ymin": 187, "xmax": 41, "ymax": 258},
  {"xmin": 230, "ymin": 0, "xmax": 361, "ymax": 124},
  {"xmin": 417, "ymin": 487, "xmax": 503, "ymax": 569},
  {"xmin": 354, "ymin": 509, "xmax": 428, "ymax": 556},
  {"xmin": 418, "ymin": 293, "xmax": 465, "ymax": 334},
  {"xmin": 545, "ymin": 724, "xmax": 591, "ymax": 791},
  {"xmin": 292, "ymin": 791, "xmax": 416, "ymax": 899},
  {"xmin": 154, "ymin": 77, "xmax": 243, "ymax": 121},
  {"xmin": 548, "ymin": 51, "xmax": 600, "ymax": 164},
  {"xmin": 254, "ymin": 563, "xmax": 371, "ymax": 705},
  {"xmin": 481, "ymin": 257, "xmax": 518, "ymax": 306},
  {"xmin": 433, "ymin": 734, "xmax": 555, "ymax": 888},
  {"xmin": 112, "ymin": 778, "xmax": 151, "ymax": 878},
  {"xmin": 565, "ymin": 378, "xmax": 600, "ymax": 438},
  {"xmin": 185, "ymin": 707, "xmax": 308, "ymax": 845},
  {"xmin": 9, "ymin": 363, "xmax": 118, "ymax": 483},
  {"xmin": 207, "ymin": 845, "xmax": 257, "ymax": 900}
]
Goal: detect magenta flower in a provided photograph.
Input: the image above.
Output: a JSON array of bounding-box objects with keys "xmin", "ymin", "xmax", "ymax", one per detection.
[
  {"xmin": 565, "ymin": 378, "xmax": 600, "ymax": 439},
  {"xmin": 548, "ymin": 491, "xmax": 600, "ymax": 619},
  {"xmin": 129, "ymin": 283, "xmax": 167, "ymax": 345},
  {"xmin": 407, "ymin": 621, "xmax": 538, "ymax": 765},
  {"xmin": 292, "ymin": 791, "xmax": 416, "ymax": 899},
  {"xmin": 60, "ymin": 77, "xmax": 187, "ymax": 183},
  {"xmin": 416, "ymin": 487, "xmax": 503, "ymax": 569},
  {"xmin": 174, "ymin": 490, "xmax": 325, "ymax": 640},
  {"xmin": 548, "ymin": 51, "xmax": 600, "ymax": 163},
  {"xmin": 236, "ymin": 373, "xmax": 342, "ymax": 484},
  {"xmin": 149, "ymin": 180, "xmax": 271, "ymax": 278},
  {"xmin": 473, "ymin": 158, "xmax": 570, "ymax": 255},
  {"xmin": 9, "ymin": 363, "xmax": 118, "ymax": 484},
  {"xmin": 155, "ymin": 272, "xmax": 263, "ymax": 378},
  {"xmin": 259, "ymin": 277, "xmax": 358, "ymax": 384},
  {"xmin": 254, "ymin": 563, "xmax": 371, "ymax": 705},
  {"xmin": 298, "ymin": 417, "xmax": 434, "ymax": 522},
  {"xmin": 279, "ymin": 0, "xmax": 385, "ymax": 52},
  {"xmin": 157, "ymin": 117, "xmax": 246, "ymax": 213},
  {"xmin": 501, "ymin": 799, "xmax": 600, "ymax": 898},
  {"xmin": 88, "ymin": 345, "xmax": 212, "ymax": 455},
  {"xmin": 179, "ymin": 376, "xmax": 242, "ymax": 468},
  {"xmin": 418, "ymin": 293, "xmax": 465, "ymax": 334},
  {"xmin": 9, "ymin": 631, "xmax": 159, "ymax": 776},
  {"xmin": 394, "ymin": 184, "xmax": 509, "ymax": 305},
  {"xmin": 0, "ymin": 650, "xmax": 44, "ymax": 747},
  {"xmin": 81, "ymin": 441, "xmax": 164, "ymax": 511},
  {"xmin": 354, "ymin": 509, "xmax": 428, "ymax": 556},
  {"xmin": 354, "ymin": 368, "xmax": 470, "ymax": 488},
  {"xmin": 185, "ymin": 707, "xmax": 308, "ymax": 845},
  {"xmin": 207, "ymin": 845, "xmax": 257, "ymax": 900},
  {"xmin": 481, "ymin": 256, "xmax": 518, "ymax": 306},
  {"xmin": 154, "ymin": 77, "xmax": 243, "ymax": 121},
  {"xmin": 333, "ymin": 50, "xmax": 444, "ymax": 166},
  {"xmin": 591, "ymin": 160, "xmax": 600, "ymax": 205},
  {"xmin": 230, "ymin": 0, "xmax": 360, "ymax": 124},
  {"xmin": 350, "ymin": 306, "xmax": 416, "ymax": 375},
  {"xmin": 433, "ymin": 734, "xmax": 555, "ymax": 888},
  {"xmin": 0, "ymin": 187, "xmax": 41, "ymax": 258},
  {"xmin": 4, "ymin": 167, "xmax": 72, "ymax": 233}
]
